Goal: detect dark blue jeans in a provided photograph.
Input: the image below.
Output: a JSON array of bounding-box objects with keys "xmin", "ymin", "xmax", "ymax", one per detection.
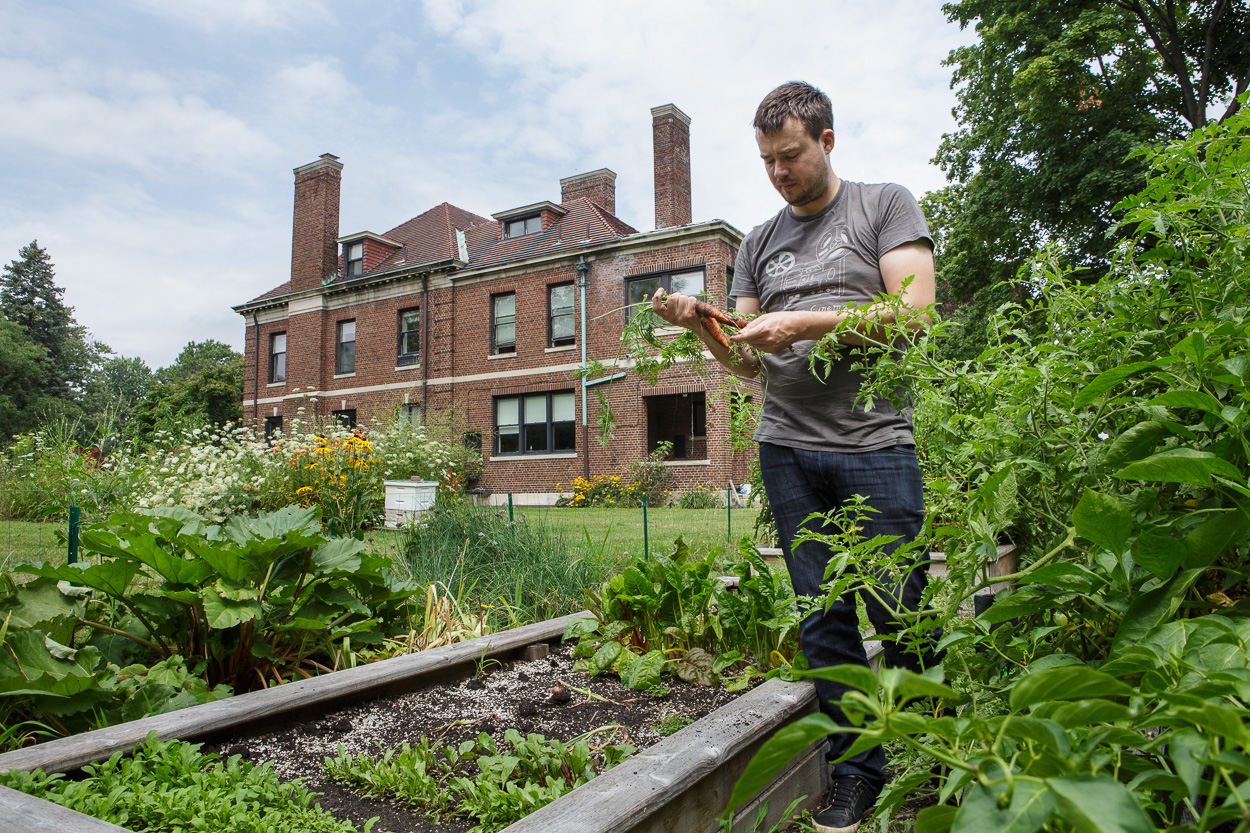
[{"xmin": 759, "ymin": 442, "xmax": 936, "ymax": 790}]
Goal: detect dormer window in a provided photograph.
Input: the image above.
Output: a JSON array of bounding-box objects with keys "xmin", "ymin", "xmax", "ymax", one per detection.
[
  {"xmin": 503, "ymin": 215, "xmax": 542, "ymax": 239},
  {"xmin": 346, "ymin": 242, "xmax": 364, "ymax": 277}
]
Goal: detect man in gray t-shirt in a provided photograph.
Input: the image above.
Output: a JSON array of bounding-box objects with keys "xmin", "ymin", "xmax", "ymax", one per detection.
[{"xmin": 653, "ymin": 82, "xmax": 937, "ymax": 833}]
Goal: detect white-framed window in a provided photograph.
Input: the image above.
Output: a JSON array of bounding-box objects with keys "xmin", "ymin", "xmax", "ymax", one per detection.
[
  {"xmin": 269, "ymin": 332, "xmax": 286, "ymax": 383},
  {"xmin": 336, "ymin": 319, "xmax": 356, "ymax": 374},
  {"xmin": 548, "ymin": 283, "xmax": 574, "ymax": 347},
  {"xmin": 398, "ymin": 307, "xmax": 420, "ymax": 365},
  {"xmin": 346, "ymin": 242, "xmax": 364, "ymax": 277},
  {"xmin": 492, "ymin": 292, "xmax": 516, "ymax": 354},
  {"xmin": 495, "ymin": 391, "xmax": 575, "ymax": 455},
  {"xmin": 503, "ymin": 215, "xmax": 542, "ymax": 239}
]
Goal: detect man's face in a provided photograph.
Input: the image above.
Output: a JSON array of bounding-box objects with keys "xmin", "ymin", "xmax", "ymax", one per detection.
[{"xmin": 756, "ymin": 117, "xmax": 835, "ymax": 215}]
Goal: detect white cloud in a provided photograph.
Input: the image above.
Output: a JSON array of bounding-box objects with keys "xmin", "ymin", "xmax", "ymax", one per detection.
[
  {"xmin": 0, "ymin": 58, "xmax": 276, "ymax": 173},
  {"xmin": 123, "ymin": 0, "xmax": 333, "ymax": 32}
]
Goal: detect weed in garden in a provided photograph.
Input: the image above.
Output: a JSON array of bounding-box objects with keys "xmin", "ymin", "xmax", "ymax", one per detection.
[{"xmin": 655, "ymin": 712, "xmax": 693, "ymax": 736}]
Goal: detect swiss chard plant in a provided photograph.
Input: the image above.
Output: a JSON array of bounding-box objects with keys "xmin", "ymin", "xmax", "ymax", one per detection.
[{"xmin": 565, "ymin": 537, "xmax": 801, "ymax": 691}]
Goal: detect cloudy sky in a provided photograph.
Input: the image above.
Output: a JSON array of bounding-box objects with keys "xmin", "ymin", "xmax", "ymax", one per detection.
[{"xmin": 1, "ymin": 0, "xmax": 975, "ymax": 369}]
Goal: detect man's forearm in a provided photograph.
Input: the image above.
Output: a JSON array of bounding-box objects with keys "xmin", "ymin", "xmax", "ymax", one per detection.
[{"xmin": 694, "ymin": 318, "xmax": 760, "ymax": 378}]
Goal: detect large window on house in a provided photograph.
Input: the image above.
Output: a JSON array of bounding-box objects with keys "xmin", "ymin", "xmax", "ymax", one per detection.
[
  {"xmin": 269, "ymin": 332, "xmax": 286, "ymax": 383},
  {"xmin": 332, "ymin": 409, "xmax": 357, "ymax": 429},
  {"xmin": 625, "ymin": 268, "xmax": 706, "ymax": 322},
  {"xmin": 503, "ymin": 215, "xmax": 542, "ymax": 239},
  {"xmin": 401, "ymin": 403, "xmax": 421, "ymax": 425},
  {"xmin": 492, "ymin": 292, "xmax": 516, "ymax": 354},
  {"xmin": 346, "ymin": 242, "xmax": 364, "ymax": 278},
  {"xmin": 495, "ymin": 391, "xmax": 575, "ymax": 455},
  {"xmin": 645, "ymin": 392, "xmax": 707, "ymax": 460},
  {"xmin": 398, "ymin": 307, "xmax": 420, "ymax": 366},
  {"xmin": 336, "ymin": 319, "xmax": 356, "ymax": 374},
  {"xmin": 548, "ymin": 283, "xmax": 574, "ymax": 347}
]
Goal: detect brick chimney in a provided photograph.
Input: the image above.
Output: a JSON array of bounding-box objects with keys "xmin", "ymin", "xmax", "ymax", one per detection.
[
  {"xmin": 560, "ymin": 168, "xmax": 617, "ymax": 215},
  {"xmin": 652, "ymin": 104, "xmax": 691, "ymax": 229},
  {"xmin": 290, "ymin": 153, "xmax": 343, "ymax": 293}
]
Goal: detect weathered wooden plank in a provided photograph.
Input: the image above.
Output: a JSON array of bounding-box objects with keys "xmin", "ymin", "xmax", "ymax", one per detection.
[
  {"xmin": 0, "ymin": 614, "xmax": 575, "ymax": 776},
  {"xmin": 503, "ymin": 677, "xmax": 819, "ymax": 833},
  {"xmin": 0, "ymin": 784, "xmax": 131, "ymax": 833},
  {"xmin": 718, "ymin": 739, "xmax": 826, "ymax": 833}
]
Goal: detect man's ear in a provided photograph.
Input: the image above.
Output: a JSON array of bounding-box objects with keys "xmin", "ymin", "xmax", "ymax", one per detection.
[{"xmin": 822, "ymin": 128, "xmax": 836, "ymax": 154}]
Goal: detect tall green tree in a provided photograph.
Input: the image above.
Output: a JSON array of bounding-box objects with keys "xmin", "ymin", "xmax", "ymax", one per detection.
[
  {"xmin": 0, "ymin": 241, "xmax": 108, "ymax": 437},
  {"xmin": 128, "ymin": 340, "xmax": 243, "ymax": 444},
  {"xmin": 932, "ymin": 0, "xmax": 1249, "ymax": 353}
]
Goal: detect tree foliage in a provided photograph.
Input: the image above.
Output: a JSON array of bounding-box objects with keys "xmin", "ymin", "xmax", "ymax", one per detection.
[
  {"xmin": 0, "ymin": 241, "xmax": 109, "ymax": 438},
  {"xmin": 127, "ymin": 340, "xmax": 243, "ymax": 443},
  {"xmin": 933, "ymin": 0, "xmax": 1250, "ymax": 354}
]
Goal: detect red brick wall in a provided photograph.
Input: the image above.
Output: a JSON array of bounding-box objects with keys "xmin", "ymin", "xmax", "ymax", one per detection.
[{"xmin": 560, "ymin": 169, "xmax": 617, "ymax": 215}]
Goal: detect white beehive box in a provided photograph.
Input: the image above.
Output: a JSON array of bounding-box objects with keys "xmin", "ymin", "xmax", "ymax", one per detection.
[{"xmin": 383, "ymin": 480, "xmax": 438, "ymax": 528}]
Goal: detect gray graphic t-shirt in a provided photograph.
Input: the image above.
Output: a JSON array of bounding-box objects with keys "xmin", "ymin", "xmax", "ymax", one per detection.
[{"xmin": 730, "ymin": 180, "xmax": 932, "ymax": 452}]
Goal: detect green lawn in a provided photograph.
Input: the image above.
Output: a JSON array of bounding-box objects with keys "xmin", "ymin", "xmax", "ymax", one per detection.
[
  {"xmin": 0, "ymin": 519, "xmax": 70, "ymax": 572},
  {"xmin": 513, "ymin": 505, "xmax": 766, "ymax": 564}
]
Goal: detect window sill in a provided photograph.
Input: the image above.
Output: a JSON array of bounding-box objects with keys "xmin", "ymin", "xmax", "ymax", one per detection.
[
  {"xmin": 394, "ymin": 363, "xmax": 421, "ymax": 372},
  {"xmin": 333, "ymin": 372, "xmax": 356, "ymax": 379},
  {"xmin": 662, "ymin": 459, "xmax": 711, "ymax": 467},
  {"xmin": 488, "ymin": 352, "xmax": 516, "ymax": 360},
  {"xmin": 491, "ymin": 452, "xmax": 578, "ymax": 461},
  {"xmin": 266, "ymin": 381, "xmax": 286, "ymax": 388},
  {"xmin": 545, "ymin": 344, "xmax": 576, "ymax": 353}
]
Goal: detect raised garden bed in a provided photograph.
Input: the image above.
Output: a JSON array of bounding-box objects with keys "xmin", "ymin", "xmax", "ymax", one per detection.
[{"xmin": 0, "ymin": 614, "xmax": 825, "ymax": 833}]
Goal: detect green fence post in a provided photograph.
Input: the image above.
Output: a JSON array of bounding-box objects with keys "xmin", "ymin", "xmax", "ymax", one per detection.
[
  {"xmin": 508, "ymin": 493, "xmax": 514, "ymax": 523},
  {"xmin": 67, "ymin": 505, "xmax": 80, "ymax": 565},
  {"xmin": 642, "ymin": 494, "xmax": 649, "ymax": 560},
  {"xmin": 727, "ymin": 485, "xmax": 732, "ymax": 543}
]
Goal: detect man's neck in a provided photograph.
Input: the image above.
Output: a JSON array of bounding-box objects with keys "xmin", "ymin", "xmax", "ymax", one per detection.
[{"xmin": 791, "ymin": 172, "xmax": 842, "ymax": 217}]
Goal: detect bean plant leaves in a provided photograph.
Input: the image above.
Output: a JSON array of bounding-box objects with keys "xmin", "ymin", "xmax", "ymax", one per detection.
[
  {"xmin": 916, "ymin": 805, "xmax": 958, "ymax": 833},
  {"xmin": 1074, "ymin": 361, "xmax": 1158, "ymax": 407},
  {"xmin": 1147, "ymin": 390, "xmax": 1225, "ymax": 415},
  {"xmin": 1113, "ymin": 447, "xmax": 1242, "ymax": 485},
  {"xmin": 1010, "ymin": 666, "xmax": 1132, "ymax": 711},
  {"xmin": 1103, "ymin": 421, "xmax": 1164, "ymax": 468},
  {"xmin": 952, "ymin": 781, "xmax": 1053, "ymax": 833},
  {"xmin": 1181, "ymin": 502, "xmax": 1250, "ymax": 569},
  {"xmin": 1046, "ymin": 775, "xmax": 1154, "ymax": 833},
  {"xmin": 1130, "ymin": 530, "xmax": 1187, "ymax": 581},
  {"xmin": 1073, "ymin": 489, "xmax": 1131, "ymax": 555},
  {"xmin": 1112, "ymin": 569, "xmax": 1204, "ymax": 651}
]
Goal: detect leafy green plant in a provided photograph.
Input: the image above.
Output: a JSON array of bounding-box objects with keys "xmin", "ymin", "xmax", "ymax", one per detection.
[
  {"xmin": 11, "ymin": 505, "xmax": 413, "ymax": 696},
  {"xmin": 324, "ymin": 726, "xmax": 634, "ymax": 833},
  {"xmin": 656, "ymin": 712, "xmax": 694, "ymax": 736},
  {"xmin": 0, "ymin": 732, "xmax": 371, "ymax": 833},
  {"xmin": 567, "ymin": 537, "xmax": 801, "ymax": 691}
]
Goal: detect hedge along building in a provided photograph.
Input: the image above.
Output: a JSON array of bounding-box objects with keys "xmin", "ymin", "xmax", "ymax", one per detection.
[{"xmin": 235, "ymin": 104, "xmax": 760, "ymax": 503}]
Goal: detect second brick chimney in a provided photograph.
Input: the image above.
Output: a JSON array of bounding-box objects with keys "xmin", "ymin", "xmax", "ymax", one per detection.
[
  {"xmin": 560, "ymin": 168, "xmax": 617, "ymax": 215},
  {"xmin": 652, "ymin": 104, "xmax": 691, "ymax": 229},
  {"xmin": 290, "ymin": 153, "xmax": 343, "ymax": 293}
]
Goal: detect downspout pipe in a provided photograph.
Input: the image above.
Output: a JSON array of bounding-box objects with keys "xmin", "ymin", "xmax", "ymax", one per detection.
[
  {"xmin": 576, "ymin": 256, "xmax": 590, "ymax": 481},
  {"xmin": 251, "ymin": 311, "xmax": 260, "ymax": 430},
  {"xmin": 421, "ymin": 272, "xmax": 429, "ymax": 417}
]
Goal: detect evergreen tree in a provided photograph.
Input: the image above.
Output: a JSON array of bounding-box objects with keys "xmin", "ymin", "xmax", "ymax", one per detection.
[{"xmin": 0, "ymin": 240, "xmax": 100, "ymax": 403}]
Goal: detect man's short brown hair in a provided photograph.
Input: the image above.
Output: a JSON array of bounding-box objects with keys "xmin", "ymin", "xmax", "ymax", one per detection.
[{"xmin": 753, "ymin": 81, "xmax": 834, "ymax": 141}]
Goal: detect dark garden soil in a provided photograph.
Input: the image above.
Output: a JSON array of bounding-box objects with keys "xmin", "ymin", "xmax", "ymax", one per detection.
[{"xmin": 205, "ymin": 641, "xmax": 754, "ymax": 833}]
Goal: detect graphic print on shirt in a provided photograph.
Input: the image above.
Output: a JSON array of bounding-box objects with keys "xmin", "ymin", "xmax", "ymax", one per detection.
[{"xmin": 762, "ymin": 225, "xmax": 853, "ymax": 311}]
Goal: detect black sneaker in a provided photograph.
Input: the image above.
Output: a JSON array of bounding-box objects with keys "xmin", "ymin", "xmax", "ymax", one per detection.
[{"xmin": 812, "ymin": 776, "xmax": 877, "ymax": 833}]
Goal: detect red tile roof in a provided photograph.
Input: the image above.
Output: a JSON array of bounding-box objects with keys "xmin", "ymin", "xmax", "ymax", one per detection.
[{"xmin": 244, "ymin": 196, "xmax": 637, "ymax": 305}]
